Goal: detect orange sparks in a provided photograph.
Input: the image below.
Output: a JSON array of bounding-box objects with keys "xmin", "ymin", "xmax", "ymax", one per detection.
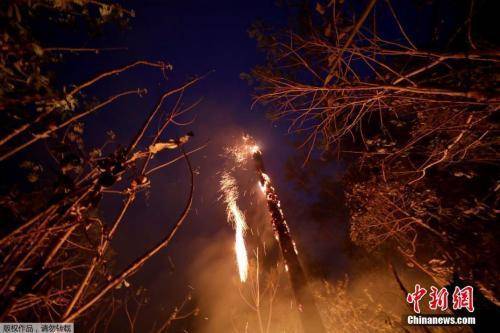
[
  {"xmin": 220, "ymin": 172, "xmax": 249, "ymax": 282},
  {"xmin": 225, "ymin": 134, "xmax": 260, "ymax": 164}
]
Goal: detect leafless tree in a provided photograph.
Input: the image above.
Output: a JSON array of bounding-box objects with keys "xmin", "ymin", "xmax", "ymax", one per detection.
[{"xmin": 251, "ymin": 0, "xmax": 499, "ymax": 305}]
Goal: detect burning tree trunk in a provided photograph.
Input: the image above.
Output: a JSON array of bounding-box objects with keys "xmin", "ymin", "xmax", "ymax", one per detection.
[
  {"xmin": 252, "ymin": 150, "xmax": 326, "ymax": 333},
  {"xmin": 251, "ymin": 0, "xmax": 499, "ymax": 307}
]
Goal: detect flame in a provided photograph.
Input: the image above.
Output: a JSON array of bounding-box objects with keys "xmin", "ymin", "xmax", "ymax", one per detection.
[
  {"xmin": 258, "ymin": 172, "xmax": 270, "ymax": 194},
  {"xmin": 223, "ymin": 135, "xmax": 325, "ymax": 332},
  {"xmin": 225, "ymin": 135, "xmax": 260, "ymax": 164},
  {"xmin": 220, "ymin": 172, "xmax": 249, "ymax": 282},
  {"xmin": 249, "ymin": 144, "xmax": 260, "ymax": 154},
  {"xmin": 258, "ymin": 172, "xmax": 299, "ymax": 254}
]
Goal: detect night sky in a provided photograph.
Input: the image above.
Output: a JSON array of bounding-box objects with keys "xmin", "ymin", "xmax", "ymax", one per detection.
[
  {"xmin": 44, "ymin": 0, "xmax": 346, "ymax": 329},
  {"xmin": 28, "ymin": 0, "xmax": 466, "ymax": 330},
  {"xmin": 5, "ymin": 0, "xmax": 497, "ymax": 331}
]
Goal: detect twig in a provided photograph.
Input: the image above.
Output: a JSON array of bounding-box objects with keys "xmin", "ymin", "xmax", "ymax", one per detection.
[
  {"xmin": 62, "ymin": 150, "xmax": 195, "ymax": 322},
  {"xmin": 0, "ymin": 89, "xmax": 145, "ymax": 161}
]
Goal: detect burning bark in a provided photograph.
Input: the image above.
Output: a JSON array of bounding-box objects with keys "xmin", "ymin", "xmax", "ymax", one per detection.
[{"xmin": 252, "ymin": 148, "xmax": 326, "ymax": 333}]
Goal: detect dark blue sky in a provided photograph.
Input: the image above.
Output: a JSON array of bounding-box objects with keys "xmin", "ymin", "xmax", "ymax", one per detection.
[
  {"xmin": 26, "ymin": 1, "xmax": 497, "ymax": 330},
  {"xmin": 45, "ymin": 1, "xmax": 346, "ymax": 330}
]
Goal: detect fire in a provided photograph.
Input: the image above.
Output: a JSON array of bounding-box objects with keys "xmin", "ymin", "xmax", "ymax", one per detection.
[
  {"xmin": 256, "ymin": 171, "xmax": 299, "ymax": 254},
  {"xmin": 258, "ymin": 172, "xmax": 270, "ymax": 194},
  {"xmin": 220, "ymin": 172, "xmax": 249, "ymax": 282},
  {"xmin": 222, "ymin": 134, "xmax": 325, "ymax": 332},
  {"xmin": 219, "ymin": 135, "xmax": 262, "ymax": 283},
  {"xmin": 249, "ymin": 144, "xmax": 260, "ymax": 154},
  {"xmin": 225, "ymin": 135, "xmax": 261, "ymax": 164}
]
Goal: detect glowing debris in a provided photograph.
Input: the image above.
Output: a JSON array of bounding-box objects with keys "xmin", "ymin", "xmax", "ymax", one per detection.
[{"xmin": 220, "ymin": 172, "xmax": 249, "ymax": 282}]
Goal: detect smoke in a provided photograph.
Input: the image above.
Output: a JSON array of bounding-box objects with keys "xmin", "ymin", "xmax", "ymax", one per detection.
[
  {"xmin": 185, "ymin": 189, "xmax": 433, "ymax": 333},
  {"xmin": 185, "ymin": 216, "xmax": 418, "ymax": 332},
  {"xmin": 187, "ymin": 184, "xmax": 306, "ymax": 333},
  {"xmin": 183, "ymin": 134, "xmax": 432, "ymax": 333}
]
